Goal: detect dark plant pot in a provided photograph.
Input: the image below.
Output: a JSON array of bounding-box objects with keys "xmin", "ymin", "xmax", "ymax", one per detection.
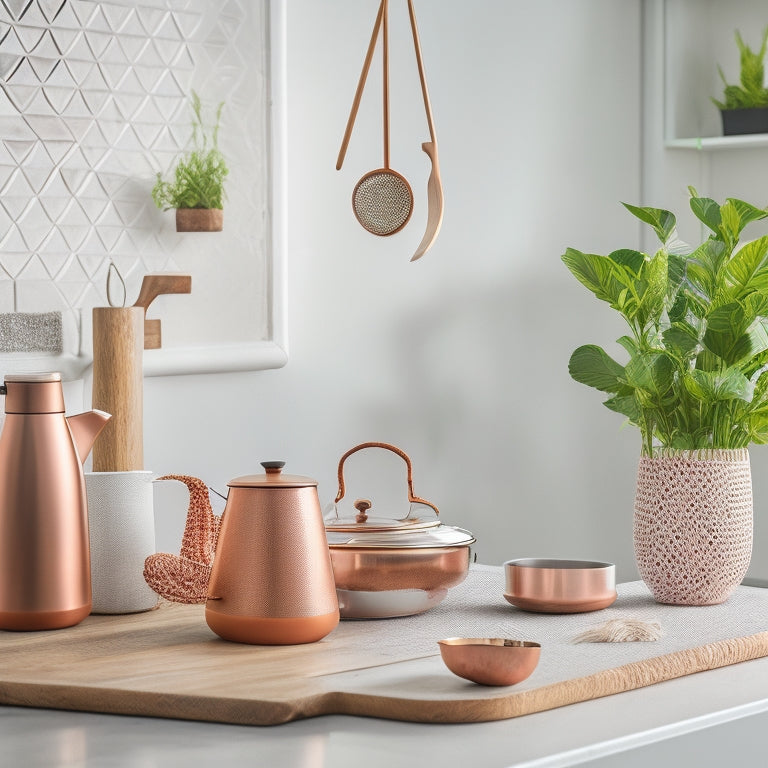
[
  {"xmin": 720, "ymin": 107, "xmax": 768, "ymax": 136},
  {"xmin": 176, "ymin": 208, "xmax": 223, "ymax": 232}
]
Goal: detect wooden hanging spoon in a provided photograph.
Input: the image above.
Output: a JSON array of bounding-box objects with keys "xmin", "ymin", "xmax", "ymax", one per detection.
[{"xmin": 407, "ymin": 0, "xmax": 443, "ymax": 261}]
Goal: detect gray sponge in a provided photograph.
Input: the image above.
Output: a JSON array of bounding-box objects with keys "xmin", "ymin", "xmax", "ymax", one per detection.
[{"xmin": 0, "ymin": 312, "xmax": 63, "ymax": 354}]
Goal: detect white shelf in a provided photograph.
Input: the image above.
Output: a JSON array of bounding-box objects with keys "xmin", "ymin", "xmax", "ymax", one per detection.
[{"xmin": 666, "ymin": 134, "xmax": 768, "ymax": 151}]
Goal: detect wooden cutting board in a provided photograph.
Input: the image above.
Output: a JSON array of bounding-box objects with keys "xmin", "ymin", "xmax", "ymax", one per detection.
[{"xmin": 2, "ymin": 569, "xmax": 768, "ymax": 726}]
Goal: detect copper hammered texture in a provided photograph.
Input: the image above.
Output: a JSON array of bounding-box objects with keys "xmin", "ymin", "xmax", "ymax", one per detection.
[
  {"xmin": 633, "ymin": 450, "xmax": 753, "ymax": 605},
  {"xmin": 209, "ymin": 485, "xmax": 338, "ymax": 619}
]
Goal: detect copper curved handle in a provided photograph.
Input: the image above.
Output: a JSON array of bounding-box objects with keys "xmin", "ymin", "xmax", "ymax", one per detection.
[{"xmin": 334, "ymin": 441, "xmax": 439, "ymax": 515}]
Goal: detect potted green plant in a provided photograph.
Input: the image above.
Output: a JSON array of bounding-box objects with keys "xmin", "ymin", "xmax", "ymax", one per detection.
[
  {"xmin": 563, "ymin": 188, "xmax": 768, "ymax": 605},
  {"xmin": 712, "ymin": 26, "xmax": 768, "ymax": 135},
  {"xmin": 152, "ymin": 91, "xmax": 228, "ymax": 232}
]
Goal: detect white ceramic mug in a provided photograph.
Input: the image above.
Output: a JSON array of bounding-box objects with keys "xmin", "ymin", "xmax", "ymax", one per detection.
[{"xmin": 86, "ymin": 470, "xmax": 158, "ymax": 614}]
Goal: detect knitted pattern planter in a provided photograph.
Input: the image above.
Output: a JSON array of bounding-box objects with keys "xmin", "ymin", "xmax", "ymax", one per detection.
[{"xmin": 634, "ymin": 449, "xmax": 753, "ymax": 605}]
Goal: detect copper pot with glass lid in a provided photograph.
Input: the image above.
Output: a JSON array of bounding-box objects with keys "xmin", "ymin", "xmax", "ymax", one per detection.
[{"xmin": 324, "ymin": 442, "xmax": 475, "ymax": 618}]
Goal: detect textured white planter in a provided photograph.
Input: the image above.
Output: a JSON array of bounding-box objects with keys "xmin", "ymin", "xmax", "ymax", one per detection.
[
  {"xmin": 86, "ymin": 471, "xmax": 158, "ymax": 614},
  {"xmin": 634, "ymin": 449, "xmax": 753, "ymax": 605}
]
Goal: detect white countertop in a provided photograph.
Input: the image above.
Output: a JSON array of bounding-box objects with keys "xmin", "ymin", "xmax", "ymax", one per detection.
[{"xmin": 4, "ymin": 645, "xmax": 768, "ymax": 767}]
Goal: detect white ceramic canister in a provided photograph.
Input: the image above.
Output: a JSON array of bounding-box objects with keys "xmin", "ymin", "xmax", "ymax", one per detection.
[{"xmin": 86, "ymin": 470, "xmax": 158, "ymax": 614}]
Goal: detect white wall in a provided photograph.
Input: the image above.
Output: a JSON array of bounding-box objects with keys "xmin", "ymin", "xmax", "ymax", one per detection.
[{"xmin": 144, "ymin": 0, "xmax": 645, "ymax": 581}]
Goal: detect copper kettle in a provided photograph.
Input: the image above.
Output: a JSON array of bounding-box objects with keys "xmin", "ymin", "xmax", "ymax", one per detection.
[
  {"xmin": 205, "ymin": 461, "xmax": 339, "ymax": 645},
  {"xmin": 0, "ymin": 373, "xmax": 111, "ymax": 630}
]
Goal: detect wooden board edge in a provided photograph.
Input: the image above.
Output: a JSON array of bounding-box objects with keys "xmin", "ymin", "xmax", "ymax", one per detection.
[{"xmin": 3, "ymin": 631, "xmax": 768, "ymax": 726}]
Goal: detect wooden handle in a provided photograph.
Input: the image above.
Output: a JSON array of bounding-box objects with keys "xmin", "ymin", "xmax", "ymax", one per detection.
[
  {"xmin": 336, "ymin": 0, "xmax": 385, "ymax": 171},
  {"xmin": 383, "ymin": 0, "xmax": 390, "ymax": 169},
  {"xmin": 133, "ymin": 273, "xmax": 191, "ymax": 350},
  {"xmin": 407, "ymin": 0, "xmax": 436, "ymax": 143},
  {"xmin": 133, "ymin": 274, "xmax": 191, "ymax": 310},
  {"xmin": 92, "ymin": 307, "xmax": 144, "ymax": 472}
]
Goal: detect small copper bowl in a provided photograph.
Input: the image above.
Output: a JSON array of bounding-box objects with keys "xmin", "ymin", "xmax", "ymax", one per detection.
[
  {"xmin": 438, "ymin": 638, "xmax": 541, "ymax": 686},
  {"xmin": 504, "ymin": 558, "xmax": 616, "ymax": 613}
]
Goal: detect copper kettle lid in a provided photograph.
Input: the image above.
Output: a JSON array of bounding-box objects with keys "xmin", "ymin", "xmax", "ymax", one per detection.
[
  {"xmin": 228, "ymin": 461, "xmax": 318, "ymax": 488},
  {"xmin": 326, "ymin": 524, "xmax": 475, "ymax": 549},
  {"xmin": 324, "ymin": 498, "xmax": 441, "ymax": 533}
]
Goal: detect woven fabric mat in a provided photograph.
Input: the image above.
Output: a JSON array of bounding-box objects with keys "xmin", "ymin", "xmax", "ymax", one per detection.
[{"xmin": 355, "ymin": 564, "xmax": 768, "ymax": 684}]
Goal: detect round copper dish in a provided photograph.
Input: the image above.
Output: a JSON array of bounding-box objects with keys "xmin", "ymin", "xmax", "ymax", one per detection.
[
  {"xmin": 438, "ymin": 638, "xmax": 541, "ymax": 686},
  {"xmin": 504, "ymin": 558, "xmax": 616, "ymax": 613}
]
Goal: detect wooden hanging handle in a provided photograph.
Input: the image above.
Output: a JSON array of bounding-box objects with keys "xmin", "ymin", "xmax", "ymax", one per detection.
[
  {"xmin": 133, "ymin": 273, "xmax": 191, "ymax": 349},
  {"xmin": 336, "ymin": 0, "xmax": 386, "ymax": 171},
  {"xmin": 382, "ymin": 0, "xmax": 390, "ymax": 169},
  {"xmin": 407, "ymin": 0, "xmax": 436, "ymax": 143}
]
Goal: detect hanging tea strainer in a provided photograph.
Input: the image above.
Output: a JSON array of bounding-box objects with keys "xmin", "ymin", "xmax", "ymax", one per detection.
[{"xmin": 337, "ymin": 0, "xmax": 414, "ymax": 236}]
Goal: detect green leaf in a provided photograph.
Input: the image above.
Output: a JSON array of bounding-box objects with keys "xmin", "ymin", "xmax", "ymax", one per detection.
[
  {"xmin": 667, "ymin": 251, "xmax": 687, "ymax": 299},
  {"xmin": 622, "ymin": 203, "xmax": 677, "ymax": 243},
  {"xmin": 607, "ymin": 249, "xmax": 646, "ymax": 275},
  {"xmin": 745, "ymin": 410, "xmax": 768, "ymax": 443},
  {"xmin": 637, "ymin": 248, "xmax": 667, "ymax": 326},
  {"xmin": 568, "ymin": 345, "xmax": 626, "ymax": 393},
  {"xmin": 561, "ymin": 249, "xmax": 627, "ymax": 307},
  {"xmin": 624, "ymin": 352, "xmax": 675, "ymax": 397},
  {"xmin": 616, "ymin": 335, "xmax": 639, "ymax": 356},
  {"xmin": 603, "ymin": 392, "xmax": 642, "ymax": 423},
  {"xmin": 702, "ymin": 302, "xmax": 749, "ymax": 364},
  {"xmin": 727, "ymin": 198, "xmax": 768, "ymax": 233},
  {"xmin": 662, "ymin": 322, "xmax": 700, "ymax": 358},
  {"xmin": 725, "ymin": 235, "xmax": 768, "ymax": 296},
  {"xmin": 685, "ymin": 239, "xmax": 728, "ymax": 304},
  {"xmin": 689, "ymin": 195, "xmax": 722, "ymax": 233},
  {"xmin": 684, "ymin": 368, "xmax": 754, "ymax": 403},
  {"xmin": 719, "ymin": 201, "xmax": 741, "ymax": 248}
]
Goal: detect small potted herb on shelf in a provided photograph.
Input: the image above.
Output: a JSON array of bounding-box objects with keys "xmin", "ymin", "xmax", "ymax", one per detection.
[
  {"xmin": 712, "ymin": 26, "xmax": 768, "ymax": 135},
  {"xmin": 152, "ymin": 91, "xmax": 228, "ymax": 232}
]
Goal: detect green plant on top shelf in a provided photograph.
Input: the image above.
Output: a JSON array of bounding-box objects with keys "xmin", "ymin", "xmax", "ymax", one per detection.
[
  {"xmin": 152, "ymin": 91, "xmax": 228, "ymax": 211},
  {"xmin": 712, "ymin": 26, "xmax": 768, "ymax": 110},
  {"xmin": 563, "ymin": 188, "xmax": 768, "ymax": 457}
]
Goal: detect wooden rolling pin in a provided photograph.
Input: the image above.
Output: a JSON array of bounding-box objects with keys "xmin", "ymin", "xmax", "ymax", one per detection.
[{"xmin": 92, "ymin": 274, "xmax": 191, "ymax": 472}]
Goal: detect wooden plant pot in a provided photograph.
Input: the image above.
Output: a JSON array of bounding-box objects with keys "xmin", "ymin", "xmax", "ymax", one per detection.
[
  {"xmin": 634, "ymin": 449, "xmax": 753, "ymax": 605},
  {"xmin": 176, "ymin": 208, "xmax": 223, "ymax": 232},
  {"xmin": 720, "ymin": 107, "xmax": 768, "ymax": 136}
]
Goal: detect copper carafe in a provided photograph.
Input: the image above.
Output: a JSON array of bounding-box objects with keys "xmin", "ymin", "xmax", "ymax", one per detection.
[
  {"xmin": 205, "ymin": 461, "xmax": 339, "ymax": 645},
  {"xmin": 0, "ymin": 373, "xmax": 111, "ymax": 630}
]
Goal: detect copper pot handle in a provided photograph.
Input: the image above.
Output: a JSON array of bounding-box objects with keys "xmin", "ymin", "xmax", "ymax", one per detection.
[{"xmin": 334, "ymin": 441, "xmax": 439, "ymax": 515}]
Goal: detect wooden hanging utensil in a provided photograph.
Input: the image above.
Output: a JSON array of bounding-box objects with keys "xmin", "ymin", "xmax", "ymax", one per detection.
[
  {"xmin": 337, "ymin": 0, "xmax": 414, "ymax": 237},
  {"xmin": 406, "ymin": 0, "xmax": 443, "ymax": 261},
  {"xmin": 337, "ymin": 1, "xmax": 442, "ymax": 257}
]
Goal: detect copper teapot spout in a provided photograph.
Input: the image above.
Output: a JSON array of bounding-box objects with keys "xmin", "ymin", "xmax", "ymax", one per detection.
[{"xmin": 66, "ymin": 410, "xmax": 111, "ymax": 464}]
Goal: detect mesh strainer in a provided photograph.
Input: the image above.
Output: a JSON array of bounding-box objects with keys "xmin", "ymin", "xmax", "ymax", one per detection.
[{"xmin": 337, "ymin": 0, "xmax": 414, "ymax": 237}]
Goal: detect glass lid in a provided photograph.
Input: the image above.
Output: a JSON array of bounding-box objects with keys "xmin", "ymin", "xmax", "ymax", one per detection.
[
  {"xmin": 323, "ymin": 499, "xmax": 441, "ymax": 533},
  {"xmin": 326, "ymin": 525, "xmax": 476, "ymax": 549}
]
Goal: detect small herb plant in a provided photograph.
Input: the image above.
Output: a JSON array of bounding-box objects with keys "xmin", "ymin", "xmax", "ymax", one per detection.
[
  {"xmin": 712, "ymin": 27, "xmax": 768, "ymax": 111},
  {"xmin": 152, "ymin": 91, "xmax": 228, "ymax": 211},
  {"xmin": 563, "ymin": 188, "xmax": 768, "ymax": 457}
]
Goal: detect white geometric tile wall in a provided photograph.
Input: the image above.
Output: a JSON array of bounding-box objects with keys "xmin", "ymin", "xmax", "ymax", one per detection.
[{"xmin": 0, "ymin": 0, "xmax": 270, "ymax": 354}]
